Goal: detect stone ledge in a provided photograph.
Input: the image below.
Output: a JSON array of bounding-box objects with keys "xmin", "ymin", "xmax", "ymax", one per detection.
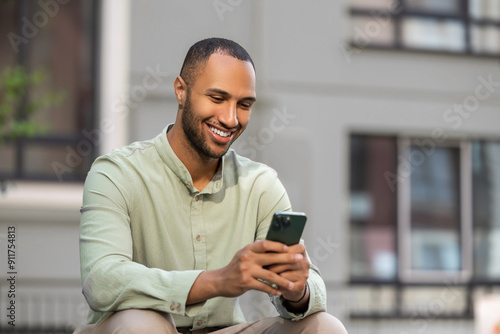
[{"xmin": 0, "ymin": 182, "xmax": 83, "ymax": 224}]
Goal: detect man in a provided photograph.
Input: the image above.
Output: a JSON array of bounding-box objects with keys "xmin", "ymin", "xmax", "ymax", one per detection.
[{"xmin": 75, "ymin": 38, "xmax": 347, "ymax": 334}]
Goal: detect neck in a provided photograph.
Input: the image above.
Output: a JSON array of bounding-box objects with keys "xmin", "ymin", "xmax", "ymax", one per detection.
[{"xmin": 167, "ymin": 123, "xmax": 220, "ymax": 191}]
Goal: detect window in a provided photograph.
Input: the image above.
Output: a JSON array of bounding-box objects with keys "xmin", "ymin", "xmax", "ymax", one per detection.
[
  {"xmin": 349, "ymin": 134, "xmax": 500, "ymax": 319},
  {"xmin": 349, "ymin": 0, "xmax": 500, "ymax": 56},
  {"xmin": 350, "ymin": 135, "xmax": 398, "ymax": 281},
  {"xmin": 472, "ymin": 141, "xmax": 500, "ymax": 280},
  {"xmin": 398, "ymin": 139, "xmax": 472, "ymax": 282},
  {"xmin": 349, "ymin": 134, "xmax": 500, "ymax": 283},
  {"xmin": 0, "ymin": 0, "xmax": 99, "ymax": 182}
]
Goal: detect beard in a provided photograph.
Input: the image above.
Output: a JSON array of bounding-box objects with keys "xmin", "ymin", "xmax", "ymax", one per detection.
[{"xmin": 181, "ymin": 91, "xmax": 231, "ymax": 159}]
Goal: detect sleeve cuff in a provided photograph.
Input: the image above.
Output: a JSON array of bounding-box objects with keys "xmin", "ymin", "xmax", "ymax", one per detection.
[
  {"xmin": 269, "ymin": 274, "xmax": 327, "ymax": 321},
  {"xmin": 269, "ymin": 280, "xmax": 313, "ymax": 321},
  {"xmin": 154, "ymin": 269, "xmax": 206, "ymax": 317}
]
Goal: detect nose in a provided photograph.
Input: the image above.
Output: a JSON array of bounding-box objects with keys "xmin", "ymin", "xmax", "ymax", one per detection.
[{"xmin": 219, "ymin": 101, "xmax": 239, "ymax": 129}]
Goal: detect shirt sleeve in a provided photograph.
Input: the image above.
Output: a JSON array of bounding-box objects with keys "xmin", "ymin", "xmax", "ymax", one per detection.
[
  {"xmin": 79, "ymin": 156, "xmax": 204, "ymax": 322},
  {"xmin": 253, "ymin": 173, "xmax": 328, "ymax": 320}
]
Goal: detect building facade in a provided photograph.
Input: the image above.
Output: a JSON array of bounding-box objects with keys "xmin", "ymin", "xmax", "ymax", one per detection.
[{"xmin": 1, "ymin": 0, "xmax": 499, "ymax": 332}]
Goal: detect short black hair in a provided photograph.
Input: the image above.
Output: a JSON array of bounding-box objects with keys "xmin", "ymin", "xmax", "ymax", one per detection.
[{"xmin": 179, "ymin": 37, "xmax": 255, "ymax": 86}]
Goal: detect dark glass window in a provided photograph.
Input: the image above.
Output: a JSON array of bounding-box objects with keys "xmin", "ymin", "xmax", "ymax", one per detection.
[
  {"xmin": 349, "ymin": 0, "xmax": 500, "ymax": 56},
  {"xmin": 0, "ymin": 0, "xmax": 98, "ymax": 182},
  {"xmin": 409, "ymin": 145, "xmax": 462, "ymax": 272},
  {"xmin": 350, "ymin": 135, "xmax": 398, "ymax": 280},
  {"xmin": 349, "ymin": 134, "xmax": 500, "ymax": 282},
  {"xmin": 472, "ymin": 141, "xmax": 500, "ymax": 280}
]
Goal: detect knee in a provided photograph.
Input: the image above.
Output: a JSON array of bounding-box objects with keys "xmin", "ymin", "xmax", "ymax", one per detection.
[
  {"xmin": 303, "ymin": 312, "xmax": 348, "ymax": 334},
  {"xmin": 94, "ymin": 309, "xmax": 177, "ymax": 334},
  {"xmin": 114, "ymin": 323, "xmax": 161, "ymax": 334},
  {"xmin": 115, "ymin": 320, "xmax": 169, "ymax": 334}
]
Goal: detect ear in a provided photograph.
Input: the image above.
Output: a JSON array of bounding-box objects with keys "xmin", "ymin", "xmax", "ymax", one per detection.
[{"xmin": 174, "ymin": 76, "xmax": 187, "ymax": 106}]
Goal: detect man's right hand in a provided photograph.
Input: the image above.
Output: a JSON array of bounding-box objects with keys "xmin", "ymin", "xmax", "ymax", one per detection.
[{"xmin": 186, "ymin": 240, "xmax": 304, "ymax": 305}]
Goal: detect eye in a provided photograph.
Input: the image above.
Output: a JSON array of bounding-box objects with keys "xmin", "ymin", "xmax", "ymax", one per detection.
[
  {"xmin": 239, "ymin": 102, "xmax": 253, "ymax": 110},
  {"xmin": 210, "ymin": 96, "xmax": 224, "ymax": 103}
]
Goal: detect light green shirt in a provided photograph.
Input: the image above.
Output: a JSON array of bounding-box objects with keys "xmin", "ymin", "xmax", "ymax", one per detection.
[{"xmin": 80, "ymin": 125, "xmax": 327, "ymax": 329}]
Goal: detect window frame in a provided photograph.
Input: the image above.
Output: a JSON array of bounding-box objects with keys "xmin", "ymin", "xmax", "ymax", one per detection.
[
  {"xmin": 349, "ymin": 0, "xmax": 500, "ymax": 57},
  {"xmin": 397, "ymin": 137, "xmax": 473, "ymax": 283}
]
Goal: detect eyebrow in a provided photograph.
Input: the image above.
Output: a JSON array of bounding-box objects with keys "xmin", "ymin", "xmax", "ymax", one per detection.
[{"xmin": 205, "ymin": 88, "xmax": 256, "ymax": 102}]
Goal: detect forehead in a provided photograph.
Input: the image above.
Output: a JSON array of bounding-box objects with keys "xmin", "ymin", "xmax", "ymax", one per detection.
[{"xmin": 192, "ymin": 53, "xmax": 256, "ymax": 97}]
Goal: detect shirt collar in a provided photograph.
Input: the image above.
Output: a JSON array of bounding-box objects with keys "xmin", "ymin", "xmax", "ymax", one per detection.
[{"xmin": 154, "ymin": 124, "xmax": 224, "ymax": 195}]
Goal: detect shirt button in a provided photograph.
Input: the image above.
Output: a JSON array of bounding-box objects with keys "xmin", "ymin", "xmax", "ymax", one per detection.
[
  {"xmin": 195, "ymin": 195, "xmax": 199, "ymax": 201},
  {"xmin": 170, "ymin": 304, "xmax": 175, "ymax": 311},
  {"xmin": 197, "ymin": 320, "xmax": 203, "ymax": 326},
  {"xmin": 176, "ymin": 305, "xmax": 182, "ymax": 312},
  {"xmin": 187, "ymin": 183, "xmax": 192, "ymax": 189},
  {"xmin": 196, "ymin": 234, "xmax": 201, "ymax": 242}
]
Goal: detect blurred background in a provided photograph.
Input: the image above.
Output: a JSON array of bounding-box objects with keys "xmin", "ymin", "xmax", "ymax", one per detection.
[{"xmin": 0, "ymin": 0, "xmax": 499, "ymax": 333}]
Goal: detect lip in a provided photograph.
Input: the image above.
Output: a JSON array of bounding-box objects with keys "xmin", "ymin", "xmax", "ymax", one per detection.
[{"xmin": 206, "ymin": 123, "xmax": 235, "ymax": 144}]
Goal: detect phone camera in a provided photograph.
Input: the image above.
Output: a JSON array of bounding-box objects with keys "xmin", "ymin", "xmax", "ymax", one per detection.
[
  {"xmin": 273, "ymin": 216, "xmax": 283, "ymax": 231},
  {"xmin": 283, "ymin": 217, "xmax": 291, "ymax": 229}
]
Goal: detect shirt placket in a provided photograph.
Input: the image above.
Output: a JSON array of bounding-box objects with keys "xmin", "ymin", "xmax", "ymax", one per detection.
[
  {"xmin": 190, "ymin": 191, "xmax": 207, "ymax": 270},
  {"xmin": 190, "ymin": 190, "xmax": 209, "ymax": 329}
]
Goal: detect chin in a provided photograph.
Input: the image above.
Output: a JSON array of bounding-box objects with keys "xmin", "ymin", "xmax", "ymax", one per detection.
[{"xmin": 211, "ymin": 147, "xmax": 230, "ymax": 159}]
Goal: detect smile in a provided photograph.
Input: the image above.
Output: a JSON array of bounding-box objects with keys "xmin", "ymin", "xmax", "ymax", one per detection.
[{"xmin": 209, "ymin": 126, "xmax": 231, "ymax": 138}]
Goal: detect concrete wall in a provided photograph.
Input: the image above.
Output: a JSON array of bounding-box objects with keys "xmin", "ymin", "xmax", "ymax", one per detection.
[{"xmin": 0, "ymin": 182, "xmax": 86, "ymax": 329}]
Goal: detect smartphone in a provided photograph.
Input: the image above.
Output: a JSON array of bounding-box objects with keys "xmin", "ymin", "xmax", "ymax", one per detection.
[{"xmin": 265, "ymin": 211, "xmax": 307, "ymax": 246}]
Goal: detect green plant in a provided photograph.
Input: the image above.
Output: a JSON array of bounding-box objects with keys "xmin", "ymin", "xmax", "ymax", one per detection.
[
  {"xmin": 0, "ymin": 65, "xmax": 65, "ymax": 144},
  {"xmin": 0, "ymin": 65, "xmax": 65, "ymax": 193}
]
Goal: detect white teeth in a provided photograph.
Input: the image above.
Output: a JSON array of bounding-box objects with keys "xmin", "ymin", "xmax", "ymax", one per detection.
[{"xmin": 210, "ymin": 126, "xmax": 231, "ymax": 138}]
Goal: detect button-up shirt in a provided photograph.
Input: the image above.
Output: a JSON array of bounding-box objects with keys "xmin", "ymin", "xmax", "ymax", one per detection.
[{"xmin": 80, "ymin": 125, "xmax": 327, "ymax": 329}]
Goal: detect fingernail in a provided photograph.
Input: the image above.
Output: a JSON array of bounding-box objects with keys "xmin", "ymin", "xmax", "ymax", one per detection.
[
  {"xmin": 288, "ymin": 282, "xmax": 294, "ymax": 290},
  {"xmin": 295, "ymin": 254, "xmax": 303, "ymax": 261}
]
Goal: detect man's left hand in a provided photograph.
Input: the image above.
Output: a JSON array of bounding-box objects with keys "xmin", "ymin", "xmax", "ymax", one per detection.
[{"xmin": 266, "ymin": 244, "xmax": 310, "ymax": 303}]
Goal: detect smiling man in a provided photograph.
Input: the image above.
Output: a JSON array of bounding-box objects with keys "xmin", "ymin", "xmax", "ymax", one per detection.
[{"xmin": 74, "ymin": 38, "xmax": 347, "ymax": 334}]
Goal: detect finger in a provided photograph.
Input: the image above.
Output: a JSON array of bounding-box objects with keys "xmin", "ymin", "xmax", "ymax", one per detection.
[
  {"xmin": 253, "ymin": 268, "xmax": 294, "ymax": 292},
  {"xmin": 254, "ymin": 279, "xmax": 283, "ymax": 296},
  {"xmin": 266, "ymin": 263, "xmax": 294, "ymax": 274},
  {"xmin": 286, "ymin": 244, "xmax": 306, "ymax": 254},
  {"xmin": 278, "ymin": 270, "xmax": 306, "ymax": 283},
  {"xmin": 258, "ymin": 252, "xmax": 303, "ymax": 267},
  {"xmin": 251, "ymin": 240, "xmax": 288, "ymax": 253},
  {"xmin": 280, "ymin": 281, "xmax": 308, "ymax": 302}
]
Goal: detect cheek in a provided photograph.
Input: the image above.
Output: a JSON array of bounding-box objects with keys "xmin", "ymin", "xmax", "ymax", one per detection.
[
  {"xmin": 189, "ymin": 97, "xmax": 213, "ymax": 118},
  {"xmin": 238, "ymin": 110, "xmax": 251, "ymax": 128}
]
